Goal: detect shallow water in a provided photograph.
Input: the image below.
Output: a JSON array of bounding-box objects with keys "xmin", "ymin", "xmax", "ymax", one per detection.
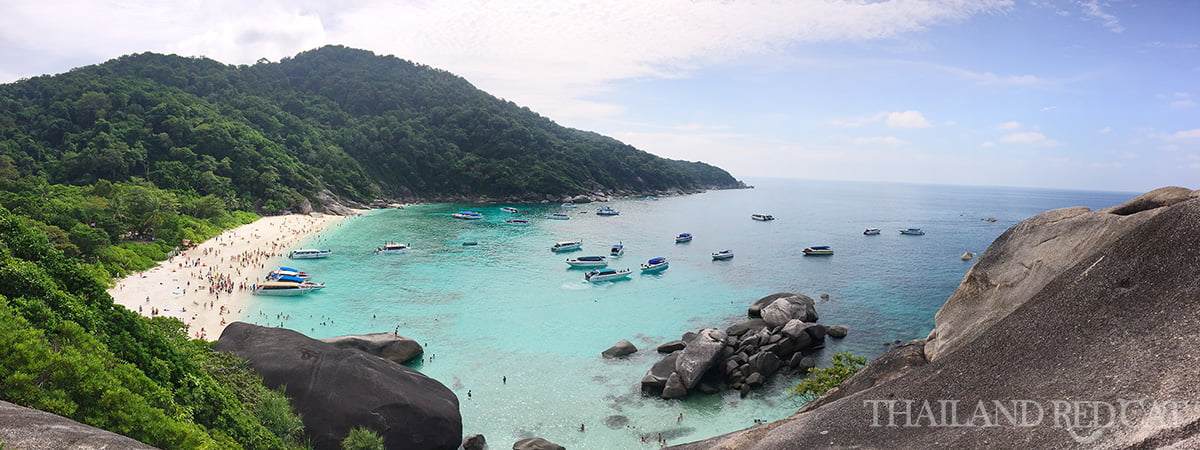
[{"xmin": 244, "ymin": 178, "xmax": 1134, "ymax": 448}]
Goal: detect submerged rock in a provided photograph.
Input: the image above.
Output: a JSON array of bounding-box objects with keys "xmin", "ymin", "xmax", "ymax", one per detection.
[
  {"xmin": 602, "ymin": 339, "xmax": 638, "ymax": 358},
  {"xmin": 513, "ymin": 437, "xmax": 565, "ymax": 450}
]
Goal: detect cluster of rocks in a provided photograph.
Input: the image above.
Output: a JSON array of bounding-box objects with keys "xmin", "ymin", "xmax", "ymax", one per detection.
[{"xmin": 640, "ymin": 293, "xmax": 848, "ymax": 399}]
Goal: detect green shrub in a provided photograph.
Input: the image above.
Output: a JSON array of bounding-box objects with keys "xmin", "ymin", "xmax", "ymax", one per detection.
[
  {"xmin": 340, "ymin": 427, "xmax": 384, "ymax": 450},
  {"xmin": 788, "ymin": 352, "xmax": 868, "ymax": 402}
]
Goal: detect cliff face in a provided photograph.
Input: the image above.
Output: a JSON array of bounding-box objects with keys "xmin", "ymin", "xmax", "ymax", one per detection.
[
  {"xmin": 675, "ymin": 186, "xmax": 1200, "ymax": 449},
  {"xmin": 0, "ymin": 400, "xmax": 158, "ymax": 449}
]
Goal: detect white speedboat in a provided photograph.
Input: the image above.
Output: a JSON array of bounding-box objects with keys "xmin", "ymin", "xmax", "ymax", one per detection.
[
  {"xmin": 675, "ymin": 233, "xmax": 693, "ymax": 243},
  {"xmin": 269, "ymin": 267, "xmax": 311, "ymax": 279},
  {"xmin": 640, "ymin": 257, "xmax": 669, "ymax": 273},
  {"xmin": 547, "ymin": 213, "xmax": 571, "ymax": 220},
  {"xmin": 803, "ymin": 246, "xmax": 834, "ymax": 255},
  {"xmin": 863, "ymin": 228, "xmax": 881, "ymax": 235},
  {"xmin": 374, "ymin": 242, "xmax": 410, "ymax": 254},
  {"xmin": 610, "ymin": 243, "xmax": 624, "ymax": 256},
  {"xmin": 289, "ymin": 249, "xmax": 332, "ymax": 259},
  {"xmin": 551, "ymin": 240, "xmax": 583, "ymax": 252},
  {"xmin": 500, "ymin": 207, "xmax": 519, "ymax": 213},
  {"xmin": 711, "ymin": 249, "xmax": 734, "ymax": 260},
  {"xmin": 251, "ymin": 281, "xmax": 318, "ymax": 296},
  {"xmin": 751, "ymin": 214, "xmax": 775, "ymax": 221},
  {"xmin": 266, "ymin": 275, "xmax": 327, "ymax": 290},
  {"xmin": 504, "ymin": 219, "xmax": 531, "ymax": 226},
  {"xmin": 452, "ymin": 211, "xmax": 484, "ymax": 220},
  {"xmin": 561, "ymin": 202, "xmax": 576, "ymax": 208},
  {"xmin": 900, "ymin": 228, "xmax": 926, "ymax": 235},
  {"xmin": 596, "ymin": 206, "xmax": 620, "ymax": 216},
  {"xmin": 566, "ymin": 256, "xmax": 608, "ymax": 267},
  {"xmin": 585, "ymin": 268, "xmax": 632, "ymax": 282}
]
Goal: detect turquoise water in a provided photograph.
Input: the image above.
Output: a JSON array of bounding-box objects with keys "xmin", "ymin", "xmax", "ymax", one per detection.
[{"xmin": 244, "ymin": 179, "xmax": 1134, "ymax": 448}]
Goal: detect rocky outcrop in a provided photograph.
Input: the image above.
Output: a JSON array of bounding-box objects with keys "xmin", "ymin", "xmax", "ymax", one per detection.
[
  {"xmin": 513, "ymin": 437, "xmax": 565, "ymax": 450},
  {"xmin": 0, "ymin": 400, "xmax": 158, "ymax": 449},
  {"xmin": 462, "ymin": 434, "xmax": 486, "ymax": 450},
  {"xmin": 672, "ymin": 187, "xmax": 1200, "ymax": 449},
  {"xmin": 642, "ymin": 293, "xmax": 832, "ymax": 400},
  {"xmin": 215, "ymin": 322, "xmax": 461, "ymax": 450},
  {"xmin": 321, "ymin": 332, "xmax": 423, "ymax": 364},
  {"xmin": 602, "ymin": 339, "xmax": 638, "ymax": 358}
]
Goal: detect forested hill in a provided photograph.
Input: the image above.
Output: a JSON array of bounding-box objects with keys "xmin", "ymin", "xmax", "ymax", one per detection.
[{"xmin": 0, "ymin": 45, "xmax": 743, "ymax": 211}]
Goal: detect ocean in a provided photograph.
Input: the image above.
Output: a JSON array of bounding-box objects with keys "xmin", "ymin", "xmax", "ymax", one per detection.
[{"xmin": 244, "ymin": 178, "xmax": 1135, "ymax": 449}]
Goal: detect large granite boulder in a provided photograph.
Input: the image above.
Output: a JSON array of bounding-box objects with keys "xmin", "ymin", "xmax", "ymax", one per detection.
[
  {"xmin": 673, "ymin": 329, "xmax": 725, "ymax": 391},
  {"xmin": 216, "ymin": 323, "xmax": 461, "ymax": 450},
  {"xmin": 514, "ymin": 437, "xmax": 565, "ymax": 450},
  {"xmin": 321, "ymin": 332, "xmax": 423, "ymax": 364},
  {"xmin": 0, "ymin": 400, "xmax": 157, "ymax": 449},
  {"xmin": 641, "ymin": 352, "xmax": 680, "ymax": 395},
  {"xmin": 602, "ymin": 339, "xmax": 638, "ymax": 358},
  {"xmin": 672, "ymin": 188, "xmax": 1200, "ymax": 449},
  {"xmin": 749, "ymin": 293, "xmax": 817, "ymax": 322}
]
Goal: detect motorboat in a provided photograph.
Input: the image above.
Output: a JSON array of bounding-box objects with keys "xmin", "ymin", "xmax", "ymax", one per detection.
[
  {"xmin": 288, "ymin": 249, "xmax": 332, "ymax": 259},
  {"xmin": 585, "ymin": 268, "xmax": 632, "ymax": 282},
  {"xmin": 452, "ymin": 211, "xmax": 484, "ymax": 220},
  {"xmin": 547, "ymin": 213, "xmax": 571, "ymax": 220},
  {"xmin": 675, "ymin": 233, "xmax": 693, "ymax": 243},
  {"xmin": 251, "ymin": 281, "xmax": 317, "ymax": 296},
  {"xmin": 711, "ymin": 249, "xmax": 734, "ymax": 260},
  {"xmin": 751, "ymin": 214, "xmax": 775, "ymax": 221},
  {"xmin": 504, "ymin": 219, "xmax": 531, "ymax": 226},
  {"xmin": 900, "ymin": 228, "xmax": 926, "ymax": 235},
  {"xmin": 803, "ymin": 246, "xmax": 834, "ymax": 255},
  {"xmin": 596, "ymin": 206, "xmax": 620, "ymax": 216},
  {"xmin": 500, "ymin": 207, "xmax": 519, "ymax": 213},
  {"xmin": 863, "ymin": 228, "xmax": 881, "ymax": 235},
  {"xmin": 269, "ymin": 267, "xmax": 311, "ymax": 279},
  {"xmin": 266, "ymin": 274, "xmax": 327, "ymax": 290},
  {"xmin": 561, "ymin": 202, "xmax": 576, "ymax": 208},
  {"xmin": 566, "ymin": 256, "xmax": 608, "ymax": 268},
  {"xmin": 374, "ymin": 242, "xmax": 409, "ymax": 254},
  {"xmin": 640, "ymin": 257, "xmax": 669, "ymax": 273},
  {"xmin": 610, "ymin": 243, "xmax": 624, "ymax": 256},
  {"xmin": 551, "ymin": 240, "xmax": 583, "ymax": 252}
]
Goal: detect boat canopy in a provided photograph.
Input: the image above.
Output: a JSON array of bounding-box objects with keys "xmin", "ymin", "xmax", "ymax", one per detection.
[
  {"xmin": 278, "ymin": 267, "xmax": 300, "ymax": 272},
  {"xmin": 272, "ymin": 275, "xmax": 305, "ymax": 283},
  {"xmin": 678, "ymin": 233, "xmax": 691, "ymax": 237},
  {"xmin": 907, "ymin": 228, "xmax": 922, "ymax": 230},
  {"xmin": 647, "ymin": 257, "xmax": 667, "ymax": 264},
  {"xmin": 809, "ymin": 246, "xmax": 831, "ymax": 250},
  {"xmin": 577, "ymin": 256, "xmax": 605, "ymax": 261}
]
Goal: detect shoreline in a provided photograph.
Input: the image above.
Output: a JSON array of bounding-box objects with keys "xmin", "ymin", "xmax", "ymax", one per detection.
[{"xmin": 107, "ymin": 212, "xmax": 355, "ymax": 341}]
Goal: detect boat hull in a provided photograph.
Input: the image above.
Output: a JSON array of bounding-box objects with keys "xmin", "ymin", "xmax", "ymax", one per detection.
[
  {"xmin": 289, "ymin": 250, "xmax": 331, "ymax": 259},
  {"xmin": 640, "ymin": 263, "xmax": 669, "ymax": 273},
  {"xmin": 586, "ymin": 270, "xmax": 632, "ymax": 282},
  {"xmin": 252, "ymin": 287, "xmax": 314, "ymax": 296}
]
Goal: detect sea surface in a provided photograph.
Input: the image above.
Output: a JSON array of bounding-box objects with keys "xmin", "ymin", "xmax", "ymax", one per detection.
[{"xmin": 246, "ymin": 178, "xmax": 1135, "ymax": 449}]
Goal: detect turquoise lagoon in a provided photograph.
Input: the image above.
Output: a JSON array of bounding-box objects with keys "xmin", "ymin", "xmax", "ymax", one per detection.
[{"xmin": 244, "ymin": 179, "xmax": 1135, "ymax": 448}]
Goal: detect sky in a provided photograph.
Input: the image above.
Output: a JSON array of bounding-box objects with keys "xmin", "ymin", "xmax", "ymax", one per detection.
[{"xmin": 1, "ymin": 0, "xmax": 1197, "ymax": 193}]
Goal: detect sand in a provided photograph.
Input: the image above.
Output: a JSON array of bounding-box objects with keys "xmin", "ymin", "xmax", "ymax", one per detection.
[{"xmin": 107, "ymin": 213, "xmax": 352, "ymax": 341}]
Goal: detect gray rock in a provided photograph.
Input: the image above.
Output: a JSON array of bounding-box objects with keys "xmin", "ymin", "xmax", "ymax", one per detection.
[
  {"xmin": 320, "ymin": 332, "xmax": 424, "ymax": 364},
  {"xmin": 604, "ymin": 415, "xmax": 629, "ymax": 429},
  {"xmin": 749, "ymin": 293, "xmax": 817, "ymax": 322},
  {"xmin": 806, "ymin": 324, "xmax": 827, "ymax": 341},
  {"xmin": 657, "ymin": 340, "xmax": 687, "ymax": 353},
  {"xmin": 760, "ymin": 299, "xmax": 804, "ymax": 327},
  {"xmin": 674, "ymin": 329, "xmax": 726, "ymax": 390},
  {"xmin": 602, "ymin": 339, "xmax": 638, "ymax": 358},
  {"xmin": 640, "ymin": 352, "xmax": 679, "ymax": 395},
  {"xmin": 215, "ymin": 323, "xmax": 461, "ymax": 450},
  {"xmin": 749, "ymin": 351, "xmax": 782, "ymax": 377},
  {"xmin": 745, "ymin": 372, "xmax": 765, "ymax": 388},
  {"xmin": 463, "ymin": 434, "xmax": 486, "ymax": 450},
  {"xmin": 827, "ymin": 325, "xmax": 849, "ymax": 338},
  {"xmin": 681, "ymin": 331, "xmax": 698, "ymax": 343},
  {"xmin": 662, "ymin": 372, "xmax": 689, "ymax": 399},
  {"xmin": 513, "ymin": 437, "xmax": 565, "ymax": 450},
  {"xmin": 0, "ymin": 400, "xmax": 157, "ymax": 449},
  {"xmin": 726, "ymin": 318, "xmax": 768, "ymax": 336}
]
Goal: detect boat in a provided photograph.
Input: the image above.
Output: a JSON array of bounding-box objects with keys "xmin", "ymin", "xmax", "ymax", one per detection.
[
  {"xmin": 585, "ymin": 268, "xmax": 633, "ymax": 282},
  {"xmin": 675, "ymin": 233, "xmax": 693, "ymax": 243},
  {"xmin": 596, "ymin": 206, "xmax": 620, "ymax": 216},
  {"xmin": 452, "ymin": 211, "xmax": 484, "ymax": 220},
  {"xmin": 462, "ymin": 241, "xmax": 479, "ymax": 246},
  {"xmin": 751, "ymin": 214, "xmax": 776, "ymax": 221},
  {"xmin": 610, "ymin": 243, "xmax": 624, "ymax": 256},
  {"xmin": 269, "ymin": 267, "xmax": 311, "ymax": 279},
  {"xmin": 251, "ymin": 281, "xmax": 317, "ymax": 296},
  {"xmin": 266, "ymin": 274, "xmax": 327, "ymax": 290},
  {"xmin": 561, "ymin": 202, "xmax": 576, "ymax": 208},
  {"xmin": 504, "ymin": 219, "xmax": 531, "ymax": 226},
  {"xmin": 640, "ymin": 257, "xmax": 669, "ymax": 273},
  {"xmin": 374, "ymin": 242, "xmax": 410, "ymax": 254},
  {"xmin": 551, "ymin": 240, "xmax": 583, "ymax": 252},
  {"xmin": 863, "ymin": 228, "xmax": 881, "ymax": 235},
  {"xmin": 803, "ymin": 246, "xmax": 834, "ymax": 255},
  {"xmin": 500, "ymin": 207, "xmax": 519, "ymax": 213},
  {"xmin": 547, "ymin": 213, "xmax": 571, "ymax": 220},
  {"xmin": 900, "ymin": 228, "xmax": 926, "ymax": 235},
  {"xmin": 711, "ymin": 249, "xmax": 734, "ymax": 260},
  {"xmin": 288, "ymin": 249, "xmax": 332, "ymax": 259},
  {"xmin": 566, "ymin": 256, "xmax": 608, "ymax": 267}
]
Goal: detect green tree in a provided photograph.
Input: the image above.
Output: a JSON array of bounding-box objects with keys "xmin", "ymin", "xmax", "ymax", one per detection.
[
  {"xmin": 340, "ymin": 427, "xmax": 384, "ymax": 450},
  {"xmin": 788, "ymin": 353, "xmax": 868, "ymax": 402}
]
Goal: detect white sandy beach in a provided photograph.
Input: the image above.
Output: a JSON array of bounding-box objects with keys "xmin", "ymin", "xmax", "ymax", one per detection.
[{"xmin": 107, "ymin": 213, "xmax": 351, "ymax": 340}]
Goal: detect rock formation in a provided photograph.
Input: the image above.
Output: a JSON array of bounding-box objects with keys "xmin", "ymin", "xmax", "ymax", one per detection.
[
  {"xmin": 671, "ymin": 187, "xmax": 1200, "ymax": 449},
  {"xmin": 513, "ymin": 437, "xmax": 566, "ymax": 450},
  {"xmin": 602, "ymin": 339, "xmax": 638, "ymax": 358},
  {"xmin": 320, "ymin": 332, "xmax": 424, "ymax": 364},
  {"xmin": 215, "ymin": 322, "xmax": 461, "ymax": 450},
  {"xmin": 0, "ymin": 400, "xmax": 158, "ymax": 449}
]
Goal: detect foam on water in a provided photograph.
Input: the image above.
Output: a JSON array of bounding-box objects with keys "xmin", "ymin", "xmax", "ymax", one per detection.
[{"xmin": 244, "ymin": 179, "xmax": 1134, "ymax": 448}]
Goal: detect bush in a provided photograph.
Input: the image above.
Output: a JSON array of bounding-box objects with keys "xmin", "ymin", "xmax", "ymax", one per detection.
[
  {"xmin": 340, "ymin": 427, "xmax": 384, "ymax": 450},
  {"xmin": 788, "ymin": 352, "xmax": 867, "ymax": 402}
]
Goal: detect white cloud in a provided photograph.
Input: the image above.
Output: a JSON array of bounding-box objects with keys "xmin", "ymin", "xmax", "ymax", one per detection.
[
  {"xmin": 1080, "ymin": 0, "xmax": 1124, "ymax": 33},
  {"xmin": 1170, "ymin": 93, "xmax": 1195, "ymax": 109},
  {"xmin": 1000, "ymin": 132, "xmax": 1059, "ymax": 146},
  {"xmin": 1171, "ymin": 129, "xmax": 1200, "ymax": 140},
  {"xmin": 996, "ymin": 121, "xmax": 1021, "ymax": 130},
  {"xmin": 1098, "ymin": 127, "xmax": 1113, "ymax": 134},
  {"xmin": 981, "ymin": 141, "xmax": 996, "ymax": 148},
  {"xmin": 885, "ymin": 110, "xmax": 932, "ymax": 128},
  {"xmin": 854, "ymin": 136, "xmax": 906, "ymax": 145}
]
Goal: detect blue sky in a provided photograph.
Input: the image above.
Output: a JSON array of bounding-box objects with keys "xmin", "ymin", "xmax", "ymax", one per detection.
[{"xmin": 1, "ymin": 0, "xmax": 1196, "ymax": 192}]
